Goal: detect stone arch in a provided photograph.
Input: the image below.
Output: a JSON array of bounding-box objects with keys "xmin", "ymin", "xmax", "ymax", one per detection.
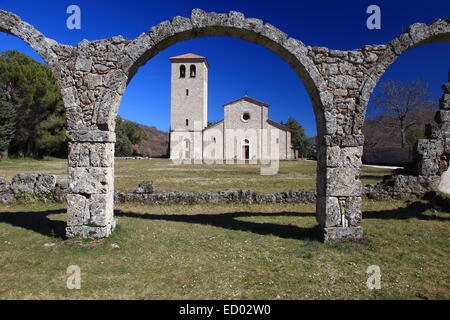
[
  {"xmin": 358, "ymin": 19, "xmax": 450, "ymax": 116},
  {"xmin": 353, "ymin": 19, "xmax": 450, "ymax": 186},
  {"xmin": 0, "ymin": 10, "xmax": 77, "ymax": 138},
  {"xmin": 0, "ymin": 10, "xmax": 59, "ymax": 67},
  {"xmin": 118, "ymin": 9, "xmax": 330, "ymax": 132},
  {"xmin": 112, "ymin": 10, "xmax": 346, "ymax": 240},
  {"xmin": 2, "ymin": 7, "xmax": 447, "ymax": 242}
]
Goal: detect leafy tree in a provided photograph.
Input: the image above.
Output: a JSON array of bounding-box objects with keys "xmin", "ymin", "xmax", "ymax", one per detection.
[
  {"xmin": 121, "ymin": 121, "xmax": 146, "ymax": 145},
  {"xmin": 284, "ymin": 117, "xmax": 312, "ymax": 159},
  {"xmin": 114, "ymin": 116, "xmax": 147, "ymax": 157},
  {"xmin": 367, "ymin": 78, "xmax": 437, "ymax": 149},
  {"xmin": 0, "ymin": 91, "xmax": 16, "ymax": 158},
  {"xmin": 0, "ymin": 50, "xmax": 66, "ymax": 158},
  {"xmin": 36, "ymin": 113, "xmax": 67, "ymax": 157},
  {"xmin": 115, "ymin": 117, "xmax": 133, "ymax": 157}
]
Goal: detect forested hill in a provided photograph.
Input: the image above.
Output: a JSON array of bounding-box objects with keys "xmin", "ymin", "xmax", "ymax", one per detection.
[{"xmin": 122, "ymin": 119, "xmax": 169, "ymax": 157}]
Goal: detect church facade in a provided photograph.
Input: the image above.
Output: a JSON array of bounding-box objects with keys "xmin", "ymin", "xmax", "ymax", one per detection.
[{"xmin": 169, "ymin": 53, "xmax": 294, "ymax": 162}]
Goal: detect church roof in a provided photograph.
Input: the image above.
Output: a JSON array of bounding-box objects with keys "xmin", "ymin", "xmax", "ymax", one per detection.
[
  {"xmin": 223, "ymin": 96, "xmax": 270, "ymax": 108},
  {"xmin": 267, "ymin": 119, "xmax": 293, "ymax": 132},
  {"xmin": 169, "ymin": 53, "xmax": 210, "ymax": 68},
  {"xmin": 205, "ymin": 119, "xmax": 224, "ymax": 130}
]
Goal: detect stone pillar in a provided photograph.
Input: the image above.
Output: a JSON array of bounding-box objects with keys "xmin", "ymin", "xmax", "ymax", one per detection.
[
  {"xmin": 436, "ymin": 70, "xmax": 450, "ymax": 194},
  {"xmin": 65, "ymin": 130, "xmax": 116, "ymax": 238},
  {"xmin": 414, "ymin": 70, "xmax": 449, "ymax": 187},
  {"xmin": 316, "ymin": 135, "xmax": 364, "ymax": 242}
]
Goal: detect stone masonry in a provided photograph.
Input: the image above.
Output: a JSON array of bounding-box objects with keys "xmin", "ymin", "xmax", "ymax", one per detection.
[
  {"xmin": 415, "ymin": 69, "xmax": 450, "ymax": 195},
  {"xmin": 0, "ymin": 175, "xmax": 317, "ymax": 205},
  {"xmin": 0, "ymin": 9, "xmax": 449, "ymax": 242}
]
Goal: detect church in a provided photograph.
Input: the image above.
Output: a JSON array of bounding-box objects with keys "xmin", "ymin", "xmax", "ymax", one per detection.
[{"xmin": 169, "ymin": 53, "xmax": 294, "ymax": 162}]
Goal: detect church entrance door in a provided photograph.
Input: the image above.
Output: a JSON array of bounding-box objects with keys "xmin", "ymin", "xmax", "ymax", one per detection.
[{"xmin": 242, "ymin": 139, "xmax": 250, "ymax": 160}]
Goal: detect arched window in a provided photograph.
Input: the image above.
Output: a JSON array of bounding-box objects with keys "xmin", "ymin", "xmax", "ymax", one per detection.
[
  {"xmin": 190, "ymin": 65, "xmax": 196, "ymax": 78},
  {"xmin": 186, "ymin": 89, "xmax": 189, "ymax": 96},
  {"xmin": 180, "ymin": 65, "xmax": 186, "ymax": 78}
]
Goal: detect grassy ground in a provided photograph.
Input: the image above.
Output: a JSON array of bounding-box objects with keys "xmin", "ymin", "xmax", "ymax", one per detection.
[
  {"xmin": 0, "ymin": 158, "xmax": 392, "ymax": 193},
  {"xmin": 0, "ymin": 158, "xmax": 447, "ymax": 299},
  {"xmin": 0, "ymin": 200, "xmax": 448, "ymax": 299}
]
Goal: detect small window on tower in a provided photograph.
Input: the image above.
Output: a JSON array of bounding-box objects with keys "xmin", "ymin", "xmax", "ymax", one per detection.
[
  {"xmin": 276, "ymin": 138, "xmax": 280, "ymax": 144},
  {"xmin": 180, "ymin": 65, "xmax": 186, "ymax": 78},
  {"xmin": 186, "ymin": 89, "xmax": 189, "ymax": 96},
  {"xmin": 186, "ymin": 119, "xmax": 189, "ymax": 126},
  {"xmin": 190, "ymin": 65, "xmax": 196, "ymax": 78},
  {"xmin": 213, "ymin": 137, "xmax": 216, "ymax": 143}
]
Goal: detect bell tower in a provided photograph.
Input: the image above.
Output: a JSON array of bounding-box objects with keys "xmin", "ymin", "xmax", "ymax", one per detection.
[{"xmin": 169, "ymin": 53, "xmax": 209, "ymax": 161}]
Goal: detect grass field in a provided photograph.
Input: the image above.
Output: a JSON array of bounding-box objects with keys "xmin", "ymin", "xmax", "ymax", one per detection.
[
  {"xmin": 0, "ymin": 158, "xmax": 448, "ymax": 299},
  {"xmin": 0, "ymin": 158, "xmax": 393, "ymax": 193},
  {"xmin": 0, "ymin": 200, "xmax": 448, "ymax": 299}
]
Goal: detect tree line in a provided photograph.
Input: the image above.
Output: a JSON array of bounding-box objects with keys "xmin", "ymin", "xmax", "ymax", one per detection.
[{"xmin": 0, "ymin": 50, "xmax": 146, "ymax": 159}]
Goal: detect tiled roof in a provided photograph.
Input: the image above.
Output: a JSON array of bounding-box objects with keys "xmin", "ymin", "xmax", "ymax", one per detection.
[
  {"xmin": 169, "ymin": 53, "xmax": 207, "ymax": 59},
  {"xmin": 169, "ymin": 53, "xmax": 210, "ymax": 68}
]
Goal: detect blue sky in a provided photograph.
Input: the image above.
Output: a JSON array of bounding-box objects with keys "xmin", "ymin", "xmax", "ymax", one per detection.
[{"xmin": 0, "ymin": 0, "xmax": 449, "ymax": 136}]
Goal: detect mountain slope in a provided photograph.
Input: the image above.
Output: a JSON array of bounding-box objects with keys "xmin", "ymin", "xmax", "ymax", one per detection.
[{"xmin": 122, "ymin": 119, "xmax": 169, "ymax": 157}]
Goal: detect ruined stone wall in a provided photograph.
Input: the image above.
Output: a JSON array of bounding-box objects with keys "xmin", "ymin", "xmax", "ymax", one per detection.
[
  {"xmin": 1, "ymin": 173, "xmax": 444, "ymax": 206},
  {"xmin": 0, "ymin": 174, "xmax": 317, "ymax": 205},
  {"xmin": 0, "ymin": 174, "xmax": 68, "ymax": 204},
  {"xmin": 116, "ymin": 181, "xmax": 317, "ymax": 205},
  {"xmin": 411, "ymin": 69, "xmax": 450, "ymax": 195}
]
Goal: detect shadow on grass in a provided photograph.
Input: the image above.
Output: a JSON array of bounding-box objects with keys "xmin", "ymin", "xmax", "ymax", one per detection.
[
  {"xmin": 0, "ymin": 209, "xmax": 66, "ymax": 239},
  {"xmin": 115, "ymin": 210, "xmax": 322, "ymax": 242},
  {"xmin": 0, "ymin": 201, "xmax": 447, "ymax": 240},
  {"xmin": 116, "ymin": 201, "xmax": 449, "ymax": 241},
  {"xmin": 363, "ymin": 201, "xmax": 450, "ymax": 221}
]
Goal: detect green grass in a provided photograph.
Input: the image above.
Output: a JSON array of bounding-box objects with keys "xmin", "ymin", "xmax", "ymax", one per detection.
[
  {"xmin": 0, "ymin": 158, "xmax": 447, "ymax": 299},
  {"xmin": 0, "ymin": 200, "xmax": 448, "ymax": 299},
  {"xmin": 0, "ymin": 158, "xmax": 393, "ymax": 193}
]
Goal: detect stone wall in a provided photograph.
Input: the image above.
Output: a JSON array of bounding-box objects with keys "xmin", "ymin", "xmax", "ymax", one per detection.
[
  {"xmin": 0, "ymin": 174, "xmax": 68, "ymax": 204},
  {"xmin": 412, "ymin": 69, "xmax": 450, "ymax": 195},
  {"xmin": 364, "ymin": 175, "xmax": 440, "ymax": 200},
  {"xmin": 0, "ymin": 175, "xmax": 316, "ymax": 205},
  {"xmin": 115, "ymin": 157, "xmax": 152, "ymax": 160},
  {"xmin": 116, "ymin": 181, "xmax": 316, "ymax": 204},
  {"xmin": 1, "ymin": 173, "xmax": 442, "ymax": 205}
]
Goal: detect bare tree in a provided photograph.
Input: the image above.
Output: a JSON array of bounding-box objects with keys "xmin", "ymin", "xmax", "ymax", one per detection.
[{"xmin": 368, "ymin": 78, "xmax": 437, "ymax": 149}]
